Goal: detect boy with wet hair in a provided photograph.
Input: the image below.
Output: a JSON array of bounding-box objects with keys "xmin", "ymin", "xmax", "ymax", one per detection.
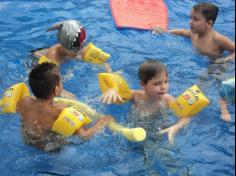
[
  {"xmin": 17, "ymin": 63, "xmax": 113, "ymax": 152},
  {"xmin": 153, "ymin": 2, "xmax": 235, "ymax": 61},
  {"xmin": 153, "ymin": 2, "xmax": 235, "ymax": 122},
  {"xmin": 100, "ymin": 60, "xmax": 190, "ymax": 143}
]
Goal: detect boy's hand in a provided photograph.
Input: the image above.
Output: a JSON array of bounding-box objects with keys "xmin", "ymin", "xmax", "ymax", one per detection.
[
  {"xmin": 152, "ymin": 26, "xmax": 165, "ymax": 34},
  {"xmin": 96, "ymin": 116, "xmax": 115, "ymax": 130},
  {"xmin": 159, "ymin": 117, "xmax": 190, "ymax": 144},
  {"xmin": 99, "ymin": 89, "xmax": 124, "ymax": 104},
  {"xmin": 104, "ymin": 63, "xmax": 113, "ymax": 73},
  {"xmin": 159, "ymin": 125, "xmax": 179, "ymax": 144},
  {"xmin": 214, "ymin": 53, "xmax": 235, "ymax": 64},
  {"xmin": 221, "ymin": 110, "xmax": 231, "ymax": 122},
  {"xmin": 219, "ymin": 99, "xmax": 231, "ymax": 122},
  {"xmin": 100, "ymin": 116, "xmax": 115, "ymax": 125}
]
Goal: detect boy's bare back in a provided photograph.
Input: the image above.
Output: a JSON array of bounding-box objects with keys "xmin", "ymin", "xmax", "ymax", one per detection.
[{"xmin": 17, "ymin": 96, "xmax": 65, "ymax": 136}]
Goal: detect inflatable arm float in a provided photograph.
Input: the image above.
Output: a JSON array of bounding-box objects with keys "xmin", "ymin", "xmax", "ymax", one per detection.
[
  {"xmin": 55, "ymin": 97, "xmax": 146, "ymax": 142},
  {"xmin": 0, "ymin": 83, "xmax": 146, "ymax": 142},
  {"xmin": 170, "ymin": 85, "xmax": 210, "ymax": 117}
]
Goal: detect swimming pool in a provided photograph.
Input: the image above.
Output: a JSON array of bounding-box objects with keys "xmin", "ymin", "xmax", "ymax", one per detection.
[{"xmin": 0, "ymin": 0, "xmax": 235, "ymax": 175}]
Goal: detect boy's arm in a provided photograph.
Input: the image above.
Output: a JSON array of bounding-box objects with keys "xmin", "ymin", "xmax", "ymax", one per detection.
[
  {"xmin": 159, "ymin": 117, "xmax": 190, "ymax": 144},
  {"xmin": 75, "ymin": 116, "xmax": 114, "ymax": 139},
  {"xmin": 152, "ymin": 27, "xmax": 191, "ymax": 38},
  {"xmin": 31, "ymin": 48, "xmax": 48, "ymax": 58},
  {"xmin": 218, "ymin": 98, "xmax": 231, "ymax": 122},
  {"xmin": 215, "ymin": 34, "xmax": 235, "ymax": 63},
  {"xmin": 168, "ymin": 29, "xmax": 191, "ymax": 37},
  {"xmin": 159, "ymin": 94, "xmax": 190, "ymax": 143}
]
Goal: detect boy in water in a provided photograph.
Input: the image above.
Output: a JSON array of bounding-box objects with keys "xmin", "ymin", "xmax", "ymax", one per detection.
[
  {"xmin": 153, "ymin": 2, "xmax": 235, "ymax": 61},
  {"xmin": 17, "ymin": 63, "xmax": 113, "ymax": 152},
  {"xmin": 100, "ymin": 60, "xmax": 190, "ymax": 143},
  {"xmin": 32, "ymin": 20, "xmax": 87, "ymax": 64},
  {"xmin": 32, "ymin": 19, "xmax": 111, "ymax": 99},
  {"xmin": 153, "ymin": 2, "xmax": 235, "ymax": 122}
]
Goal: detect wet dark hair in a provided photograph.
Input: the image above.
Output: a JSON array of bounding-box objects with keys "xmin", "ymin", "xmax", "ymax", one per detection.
[
  {"xmin": 29, "ymin": 63, "xmax": 60, "ymax": 99},
  {"xmin": 138, "ymin": 60, "xmax": 168, "ymax": 84},
  {"xmin": 193, "ymin": 2, "xmax": 219, "ymax": 25}
]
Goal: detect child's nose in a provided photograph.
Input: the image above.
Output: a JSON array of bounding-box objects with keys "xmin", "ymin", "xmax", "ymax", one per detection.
[
  {"xmin": 161, "ymin": 83, "xmax": 166, "ymax": 90},
  {"xmin": 189, "ymin": 19, "xmax": 193, "ymax": 25}
]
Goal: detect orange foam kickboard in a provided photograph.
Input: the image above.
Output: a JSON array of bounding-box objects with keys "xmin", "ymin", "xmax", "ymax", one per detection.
[{"xmin": 110, "ymin": 0, "xmax": 168, "ymax": 30}]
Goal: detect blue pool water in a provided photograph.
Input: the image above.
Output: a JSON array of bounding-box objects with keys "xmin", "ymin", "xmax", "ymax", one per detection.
[{"xmin": 0, "ymin": 0, "xmax": 235, "ymax": 175}]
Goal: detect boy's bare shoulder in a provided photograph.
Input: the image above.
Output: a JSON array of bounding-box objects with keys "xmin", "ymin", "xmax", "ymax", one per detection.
[
  {"xmin": 132, "ymin": 90, "xmax": 145, "ymax": 100},
  {"xmin": 163, "ymin": 94, "xmax": 175, "ymax": 105},
  {"xmin": 213, "ymin": 31, "xmax": 235, "ymax": 51},
  {"xmin": 18, "ymin": 96, "xmax": 34, "ymax": 106},
  {"xmin": 53, "ymin": 101, "xmax": 68, "ymax": 111},
  {"xmin": 213, "ymin": 31, "xmax": 233, "ymax": 43},
  {"xmin": 213, "ymin": 31, "xmax": 225, "ymax": 40},
  {"xmin": 16, "ymin": 96, "xmax": 34, "ymax": 113}
]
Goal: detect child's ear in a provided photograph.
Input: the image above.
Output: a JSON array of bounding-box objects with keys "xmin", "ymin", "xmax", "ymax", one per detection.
[
  {"xmin": 140, "ymin": 81, "xmax": 145, "ymax": 88},
  {"xmin": 55, "ymin": 85, "xmax": 61, "ymax": 96},
  {"xmin": 207, "ymin": 20, "xmax": 213, "ymax": 26}
]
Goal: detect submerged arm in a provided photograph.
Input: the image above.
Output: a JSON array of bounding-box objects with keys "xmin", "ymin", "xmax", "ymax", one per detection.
[
  {"xmin": 159, "ymin": 94, "xmax": 191, "ymax": 143},
  {"xmin": 159, "ymin": 117, "xmax": 190, "ymax": 144},
  {"xmin": 215, "ymin": 34, "xmax": 235, "ymax": 63},
  {"xmin": 75, "ymin": 116, "xmax": 114, "ymax": 139}
]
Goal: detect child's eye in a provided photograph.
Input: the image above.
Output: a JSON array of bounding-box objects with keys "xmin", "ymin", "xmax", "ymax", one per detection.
[
  {"xmin": 190, "ymin": 15, "xmax": 199, "ymax": 21},
  {"xmin": 193, "ymin": 17, "xmax": 199, "ymax": 21},
  {"xmin": 154, "ymin": 82, "xmax": 161, "ymax": 86}
]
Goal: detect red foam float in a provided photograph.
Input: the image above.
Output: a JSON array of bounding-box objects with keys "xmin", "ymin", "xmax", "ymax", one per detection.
[{"xmin": 110, "ymin": 0, "xmax": 168, "ymax": 30}]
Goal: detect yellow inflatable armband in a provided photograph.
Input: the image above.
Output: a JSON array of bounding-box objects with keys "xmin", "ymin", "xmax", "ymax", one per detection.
[
  {"xmin": 82, "ymin": 43, "xmax": 110, "ymax": 64},
  {"xmin": 54, "ymin": 97, "xmax": 103, "ymax": 120},
  {"xmin": 38, "ymin": 55, "xmax": 59, "ymax": 66},
  {"xmin": 169, "ymin": 85, "xmax": 210, "ymax": 117},
  {"xmin": 0, "ymin": 82, "xmax": 30, "ymax": 113},
  {"xmin": 51, "ymin": 106, "xmax": 92, "ymax": 136},
  {"xmin": 54, "ymin": 97, "xmax": 146, "ymax": 142},
  {"xmin": 98, "ymin": 73, "xmax": 132, "ymax": 103}
]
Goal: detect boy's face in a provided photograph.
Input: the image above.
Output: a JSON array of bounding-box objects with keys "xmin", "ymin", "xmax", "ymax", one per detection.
[
  {"xmin": 142, "ymin": 72, "xmax": 169, "ymax": 99},
  {"xmin": 189, "ymin": 10, "xmax": 211, "ymax": 33}
]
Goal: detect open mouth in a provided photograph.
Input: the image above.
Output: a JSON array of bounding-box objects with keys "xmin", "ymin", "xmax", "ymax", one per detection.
[{"xmin": 158, "ymin": 92, "xmax": 166, "ymax": 95}]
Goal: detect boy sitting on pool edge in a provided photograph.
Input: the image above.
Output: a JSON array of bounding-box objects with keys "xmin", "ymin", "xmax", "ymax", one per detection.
[{"xmin": 17, "ymin": 63, "xmax": 114, "ymax": 152}]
